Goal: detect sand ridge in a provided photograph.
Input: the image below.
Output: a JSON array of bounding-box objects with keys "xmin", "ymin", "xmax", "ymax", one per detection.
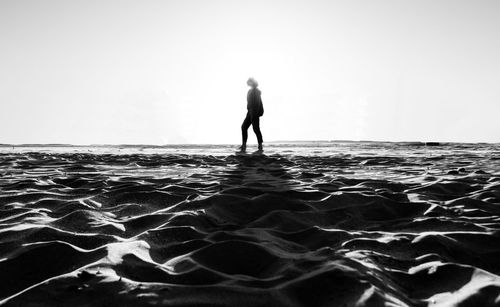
[{"xmin": 1, "ymin": 143, "xmax": 500, "ymax": 306}]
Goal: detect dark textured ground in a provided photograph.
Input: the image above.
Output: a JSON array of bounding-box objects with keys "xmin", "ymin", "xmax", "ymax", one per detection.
[{"xmin": 1, "ymin": 143, "xmax": 500, "ymax": 306}]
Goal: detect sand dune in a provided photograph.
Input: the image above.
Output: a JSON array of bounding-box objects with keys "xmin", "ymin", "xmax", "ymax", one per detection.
[{"xmin": 1, "ymin": 143, "xmax": 500, "ymax": 306}]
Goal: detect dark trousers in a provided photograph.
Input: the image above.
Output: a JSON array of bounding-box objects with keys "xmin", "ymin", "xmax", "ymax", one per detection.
[{"xmin": 241, "ymin": 113, "xmax": 263, "ymax": 144}]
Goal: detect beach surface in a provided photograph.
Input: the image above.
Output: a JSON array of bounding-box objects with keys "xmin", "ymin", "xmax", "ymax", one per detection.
[{"xmin": 1, "ymin": 142, "xmax": 500, "ymax": 306}]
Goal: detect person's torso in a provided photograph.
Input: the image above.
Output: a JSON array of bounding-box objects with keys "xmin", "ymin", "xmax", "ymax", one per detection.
[{"xmin": 247, "ymin": 88, "xmax": 261, "ymax": 108}]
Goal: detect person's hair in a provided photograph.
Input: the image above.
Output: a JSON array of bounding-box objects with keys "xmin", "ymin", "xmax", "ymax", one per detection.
[{"xmin": 247, "ymin": 77, "xmax": 258, "ymax": 87}]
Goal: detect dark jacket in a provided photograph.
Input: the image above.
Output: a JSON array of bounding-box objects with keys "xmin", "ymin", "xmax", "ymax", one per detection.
[{"xmin": 247, "ymin": 88, "xmax": 264, "ymax": 118}]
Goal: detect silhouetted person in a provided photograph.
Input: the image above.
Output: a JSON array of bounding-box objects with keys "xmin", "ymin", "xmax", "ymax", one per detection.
[{"xmin": 240, "ymin": 77, "xmax": 264, "ymax": 152}]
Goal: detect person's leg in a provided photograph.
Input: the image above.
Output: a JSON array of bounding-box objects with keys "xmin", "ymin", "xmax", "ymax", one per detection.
[
  {"xmin": 251, "ymin": 117, "xmax": 263, "ymax": 150},
  {"xmin": 241, "ymin": 113, "xmax": 251, "ymax": 150}
]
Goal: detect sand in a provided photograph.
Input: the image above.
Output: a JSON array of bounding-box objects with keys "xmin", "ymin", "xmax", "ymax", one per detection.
[{"xmin": 1, "ymin": 142, "xmax": 500, "ymax": 306}]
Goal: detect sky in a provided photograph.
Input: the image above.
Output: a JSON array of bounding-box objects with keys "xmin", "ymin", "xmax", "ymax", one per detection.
[{"xmin": 1, "ymin": 0, "xmax": 499, "ymax": 144}]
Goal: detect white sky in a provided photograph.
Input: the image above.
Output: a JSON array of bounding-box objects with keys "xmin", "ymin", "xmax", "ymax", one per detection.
[{"xmin": 1, "ymin": 0, "xmax": 499, "ymax": 144}]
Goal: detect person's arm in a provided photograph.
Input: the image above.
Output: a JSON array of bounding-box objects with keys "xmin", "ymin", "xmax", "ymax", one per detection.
[{"xmin": 257, "ymin": 92, "xmax": 263, "ymax": 116}]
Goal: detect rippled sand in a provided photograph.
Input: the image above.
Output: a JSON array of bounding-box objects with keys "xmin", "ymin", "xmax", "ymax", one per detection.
[{"xmin": 1, "ymin": 143, "xmax": 500, "ymax": 306}]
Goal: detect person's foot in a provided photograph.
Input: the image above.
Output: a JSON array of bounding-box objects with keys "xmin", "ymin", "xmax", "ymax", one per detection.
[
  {"xmin": 239, "ymin": 145, "xmax": 246, "ymax": 152},
  {"xmin": 258, "ymin": 143, "xmax": 263, "ymax": 151}
]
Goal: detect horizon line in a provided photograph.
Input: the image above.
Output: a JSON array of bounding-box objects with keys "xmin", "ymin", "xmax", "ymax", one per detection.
[{"xmin": 1, "ymin": 140, "xmax": 499, "ymax": 147}]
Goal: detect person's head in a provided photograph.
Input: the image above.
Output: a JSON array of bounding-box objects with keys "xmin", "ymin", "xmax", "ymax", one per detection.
[{"xmin": 247, "ymin": 77, "xmax": 258, "ymax": 88}]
